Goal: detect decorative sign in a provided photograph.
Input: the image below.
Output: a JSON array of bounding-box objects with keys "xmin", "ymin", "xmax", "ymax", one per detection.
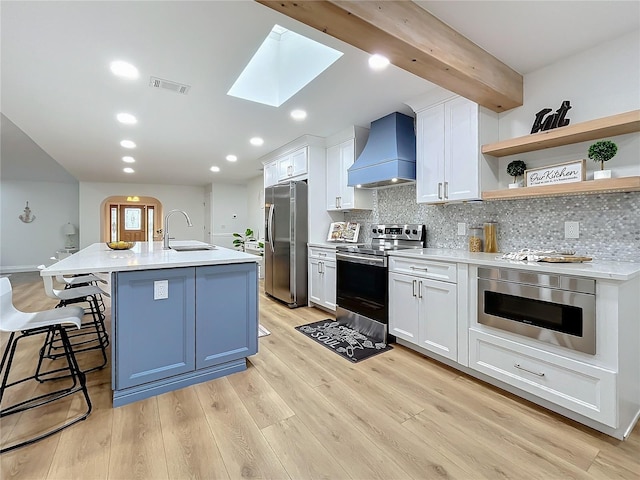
[
  {"xmin": 327, "ymin": 222, "xmax": 360, "ymax": 242},
  {"xmin": 530, "ymin": 100, "xmax": 572, "ymax": 134},
  {"xmin": 525, "ymin": 160, "xmax": 586, "ymax": 187},
  {"xmin": 19, "ymin": 201, "xmax": 35, "ymax": 223}
]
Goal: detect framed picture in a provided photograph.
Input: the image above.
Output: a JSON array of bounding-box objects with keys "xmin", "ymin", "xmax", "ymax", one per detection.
[
  {"xmin": 327, "ymin": 222, "xmax": 360, "ymax": 242},
  {"xmin": 525, "ymin": 159, "xmax": 586, "ymax": 187}
]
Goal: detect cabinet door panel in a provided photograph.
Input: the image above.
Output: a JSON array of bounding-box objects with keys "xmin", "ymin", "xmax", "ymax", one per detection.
[
  {"xmin": 419, "ymin": 279, "xmax": 457, "ymax": 361},
  {"xmin": 445, "ymin": 97, "xmax": 479, "ymax": 201},
  {"xmin": 323, "ymin": 260, "xmax": 337, "ymax": 311},
  {"xmin": 417, "ymin": 105, "xmax": 445, "ymax": 203},
  {"xmin": 114, "ymin": 268, "xmax": 195, "ymax": 389},
  {"xmin": 264, "ymin": 161, "xmax": 278, "ymax": 187},
  {"xmin": 308, "ymin": 258, "xmax": 323, "ymax": 306},
  {"xmin": 389, "ymin": 273, "xmax": 420, "ymax": 343},
  {"xmin": 337, "ymin": 140, "xmax": 355, "ymax": 209},
  {"xmin": 195, "ymin": 263, "xmax": 258, "ymax": 369},
  {"xmin": 290, "ymin": 147, "xmax": 308, "ymax": 177},
  {"xmin": 326, "ymin": 144, "xmax": 341, "ymax": 210}
]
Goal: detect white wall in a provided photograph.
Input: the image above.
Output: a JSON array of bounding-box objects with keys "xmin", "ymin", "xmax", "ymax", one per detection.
[
  {"xmin": 210, "ymin": 182, "xmax": 249, "ymax": 249},
  {"xmin": 247, "ymin": 175, "xmax": 265, "ymax": 240},
  {"xmin": 0, "ymin": 180, "xmax": 79, "ymax": 271},
  {"xmin": 497, "ymin": 30, "xmax": 640, "ymax": 185},
  {"xmin": 79, "ymin": 182, "xmax": 207, "ymax": 248}
]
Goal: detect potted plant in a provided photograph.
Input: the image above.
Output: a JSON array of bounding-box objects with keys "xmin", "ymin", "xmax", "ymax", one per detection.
[
  {"xmin": 233, "ymin": 228, "xmax": 256, "ymax": 252},
  {"xmin": 588, "ymin": 140, "xmax": 617, "ymax": 180},
  {"xmin": 506, "ymin": 160, "xmax": 527, "ymax": 188}
]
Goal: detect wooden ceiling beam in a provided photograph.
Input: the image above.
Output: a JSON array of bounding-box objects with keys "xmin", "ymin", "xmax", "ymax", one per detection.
[{"xmin": 256, "ymin": 0, "xmax": 523, "ymax": 113}]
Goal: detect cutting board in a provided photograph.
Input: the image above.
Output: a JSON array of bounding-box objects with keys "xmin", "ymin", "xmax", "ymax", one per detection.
[{"xmin": 539, "ymin": 255, "xmax": 592, "ymax": 263}]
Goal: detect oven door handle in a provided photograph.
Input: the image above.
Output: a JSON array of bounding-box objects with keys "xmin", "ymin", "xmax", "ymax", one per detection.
[{"xmin": 336, "ymin": 252, "xmax": 387, "ymax": 266}]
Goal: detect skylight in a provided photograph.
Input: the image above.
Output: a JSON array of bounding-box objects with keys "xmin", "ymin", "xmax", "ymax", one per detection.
[{"xmin": 227, "ymin": 25, "xmax": 343, "ymax": 107}]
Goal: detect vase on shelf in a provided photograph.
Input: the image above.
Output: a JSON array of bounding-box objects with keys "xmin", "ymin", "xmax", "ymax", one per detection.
[
  {"xmin": 593, "ymin": 170, "xmax": 611, "ymax": 180},
  {"xmin": 508, "ymin": 180, "xmax": 524, "ymax": 189}
]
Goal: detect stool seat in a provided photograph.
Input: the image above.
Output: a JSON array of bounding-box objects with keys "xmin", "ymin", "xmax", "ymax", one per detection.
[
  {"xmin": 53, "ymin": 284, "xmax": 110, "ymax": 302},
  {"xmin": 56, "ymin": 273, "xmax": 107, "ymax": 288},
  {"xmin": 1, "ymin": 303, "xmax": 85, "ymax": 332}
]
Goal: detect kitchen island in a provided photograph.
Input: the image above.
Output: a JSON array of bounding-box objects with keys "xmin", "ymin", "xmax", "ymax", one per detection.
[{"xmin": 41, "ymin": 241, "xmax": 259, "ymax": 407}]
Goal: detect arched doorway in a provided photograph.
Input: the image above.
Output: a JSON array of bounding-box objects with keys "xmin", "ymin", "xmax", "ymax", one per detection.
[{"xmin": 100, "ymin": 196, "xmax": 163, "ymax": 243}]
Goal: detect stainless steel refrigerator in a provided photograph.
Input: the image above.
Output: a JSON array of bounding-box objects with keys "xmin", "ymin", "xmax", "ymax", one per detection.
[{"xmin": 264, "ymin": 181, "xmax": 308, "ymax": 308}]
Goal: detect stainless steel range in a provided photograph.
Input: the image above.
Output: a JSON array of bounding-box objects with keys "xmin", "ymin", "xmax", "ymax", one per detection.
[{"xmin": 335, "ymin": 224, "xmax": 426, "ymax": 343}]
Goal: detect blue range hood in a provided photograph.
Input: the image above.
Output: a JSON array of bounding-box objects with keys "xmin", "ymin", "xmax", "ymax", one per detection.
[{"xmin": 347, "ymin": 112, "xmax": 416, "ymax": 188}]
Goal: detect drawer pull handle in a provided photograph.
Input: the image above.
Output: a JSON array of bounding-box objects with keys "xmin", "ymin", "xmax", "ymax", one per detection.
[
  {"xmin": 319, "ymin": 253, "xmax": 327, "ymax": 256},
  {"xmin": 410, "ymin": 266, "xmax": 429, "ymax": 271},
  {"xmin": 514, "ymin": 363, "xmax": 545, "ymax": 377}
]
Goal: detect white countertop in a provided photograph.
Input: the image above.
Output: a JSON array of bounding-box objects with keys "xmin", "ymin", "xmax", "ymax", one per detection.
[
  {"xmin": 388, "ymin": 248, "xmax": 640, "ymax": 281},
  {"xmin": 308, "ymin": 242, "xmax": 364, "ymax": 249},
  {"xmin": 40, "ymin": 241, "xmax": 259, "ymax": 276}
]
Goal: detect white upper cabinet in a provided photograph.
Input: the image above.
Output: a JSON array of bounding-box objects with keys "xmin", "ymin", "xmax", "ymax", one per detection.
[
  {"xmin": 264, "ymin": 146, "xmax": 308, "ymax": 187},
  {"xmin": 278, "ymin": 146, "xmax": 308, "ymax": 181},
  {"xmin": 414, "ymin": 94, "xmax": 499, "ymax": 204},
  {"xmin": 264, "ymin": 161, "xmax": 278, "ymax": 188},
  {"xmin": 325, "ymin": 127, "xmax": 373, "ymax": 211}
]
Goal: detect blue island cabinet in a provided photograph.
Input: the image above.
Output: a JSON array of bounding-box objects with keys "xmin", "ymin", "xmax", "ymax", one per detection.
[{"xmin": 111, "ymin": 262, "xmax": 258, "ymax": 407}]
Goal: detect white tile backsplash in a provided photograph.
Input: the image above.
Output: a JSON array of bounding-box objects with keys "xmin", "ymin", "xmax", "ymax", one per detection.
[{"xmin": 345, "ymin": 185, "xmax": 640, "ymax": 262}]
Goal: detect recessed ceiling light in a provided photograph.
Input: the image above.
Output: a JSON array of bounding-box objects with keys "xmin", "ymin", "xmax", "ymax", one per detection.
[
  {"xmin": 368, "ymin": 54, "xmax": 390, "ymax": 70},
  {"xmin": 226, "ymin": 155, "xmax": 238, "ymax": 162},
  {"xmin": 110, "ymin": 61, "xmax": 139, "ymax": 79},
  {"xmin": 356, "ymin": 184, "xmax": 362, "ymax": 188},
  {"xmin": 123, "ymin": 167, "xmax": 135, "ymax": 173},
  {"xmin": 210, "ymin": 166, "xmax": 220, "ymax": 172},
  {"xmin": 120, "ymin": 140, "xmax": 136, "ymax": 149},
  {"xmin": 122, "ymin": 156, "xmax": 135, "ymax": 163},
  {"xmin": 290, "ymin": 109, "xmax": 307, "ymax": 120},
  {"xmin": 117, "ymin": 113, "xmax": 137, "ymax": 125},
  {"xmin": 391, "ymin": 177, "xmax": 398, "ymax": 183},
  {"xmin": 250, "ymin": 137, "xmax": 264, "ymax": 146}
]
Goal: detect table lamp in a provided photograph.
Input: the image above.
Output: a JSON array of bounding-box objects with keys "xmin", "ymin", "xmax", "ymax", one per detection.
[{"xmin": 63, "ymin": 222, "xmax": 76, "ymax": 249}]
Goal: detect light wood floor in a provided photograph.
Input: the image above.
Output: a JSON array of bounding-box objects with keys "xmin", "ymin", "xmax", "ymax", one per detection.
[{"xmin": 1, "ymin": 274, "xmax": 638, "ymax": 479}]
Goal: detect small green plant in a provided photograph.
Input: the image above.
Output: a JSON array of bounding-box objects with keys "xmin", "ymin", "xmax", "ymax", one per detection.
[
  {"xmin": 233, "ymin": 228, "xmax": 256, "ymax": 252},
  {"xmin": 506, "ymin": 160, "xmax": 527, "ymax": 183},
  {"xmin": 588, "ymin": 140, "xmax": 617, "ymax": 170}
]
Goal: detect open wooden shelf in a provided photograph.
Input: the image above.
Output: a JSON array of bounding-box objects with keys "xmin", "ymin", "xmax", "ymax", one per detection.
[
  {"xmin": 482, "ymin": 110, "xmax": 640, "ymax": 157},
  {"xmin": 482, "ymin": 176, "xmax": 640, "ymax": 201}
]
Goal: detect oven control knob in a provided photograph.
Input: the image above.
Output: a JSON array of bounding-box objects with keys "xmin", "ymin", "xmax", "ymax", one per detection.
[
  {"xmin": 412, "ymin": 229, "xmax": 418, "ymax": 235},
  {"xmin": 405, "ymin": 229, "xmax": 410, "ymax": 235},
  {"xmin": 377, "ymin": 229, "xmax": 383, "ymax": 234},
  {"xmin": 372, "ymin": 228, "xmax": 377, "ymax": 233}
]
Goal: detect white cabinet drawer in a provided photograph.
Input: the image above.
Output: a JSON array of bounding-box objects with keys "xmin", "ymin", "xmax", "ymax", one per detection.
[
  {"xmin": 469, "ymin": 329, "xmax": 617, "ymax": 427},
  {"xmin": 389, "ymin": 257, "xmax": 457, "ymax": 283},
  {"xmin": 308, "ymin": 247, "xmax": 336, "ymax": 261}
]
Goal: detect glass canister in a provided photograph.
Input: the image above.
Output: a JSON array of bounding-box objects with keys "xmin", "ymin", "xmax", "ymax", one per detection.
[
  {"xmin": 483, "ymin": 222, "xmax": 499, "ymax": 253},
  {"xmin": 468, "ymin": 227, "xmax": 483, "ymax": 252}
]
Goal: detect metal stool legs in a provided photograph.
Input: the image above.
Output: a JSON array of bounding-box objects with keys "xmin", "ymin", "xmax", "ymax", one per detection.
[
  {"xmin": 41, "ymin": 294, "xmax": 109, "ymax": 373},
  {"xmin": 0, "ymin": 325, "xmax": 92, "ymax": 454}
]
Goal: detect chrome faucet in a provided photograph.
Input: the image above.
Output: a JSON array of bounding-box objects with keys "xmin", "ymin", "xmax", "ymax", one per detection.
[{"xmin": 163, "ymin": 209, "xmax": 193, "ymax": 249}]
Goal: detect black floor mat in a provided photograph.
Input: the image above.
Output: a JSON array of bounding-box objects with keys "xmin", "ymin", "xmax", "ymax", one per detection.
[{"xmin": 295, "ymin": 319, "xmax": 392, "ymax": 363}]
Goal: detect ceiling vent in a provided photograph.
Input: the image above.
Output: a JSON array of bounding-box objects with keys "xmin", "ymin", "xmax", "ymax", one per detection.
[{"xmin": 149, "ymin": 76, "xmax": 191, "ymax": 95}]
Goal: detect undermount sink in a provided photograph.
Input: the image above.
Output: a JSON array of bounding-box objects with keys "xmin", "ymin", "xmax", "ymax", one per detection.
[{"xmin": 170, "ymin": 244, "xmax": 217, "ymax": 252}]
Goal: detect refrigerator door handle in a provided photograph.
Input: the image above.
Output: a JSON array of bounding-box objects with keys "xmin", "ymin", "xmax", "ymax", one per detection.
[{"xmin": 268, "ymin": 204, "xmax": 275, "ymax": 253}]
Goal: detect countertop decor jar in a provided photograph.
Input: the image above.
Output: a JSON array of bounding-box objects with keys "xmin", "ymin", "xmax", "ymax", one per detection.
[
  {"xmin": 468, "ymin": 227, "xmax": 483, "ymax": 252},
  {"xmin": 483, "ymin": 222, "xmax": 498, "ymax": 253}
]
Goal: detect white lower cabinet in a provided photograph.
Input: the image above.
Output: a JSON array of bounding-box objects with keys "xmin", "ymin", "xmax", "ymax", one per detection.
[
  {"xmin": 308, "ymin": 247, "xmax": 336, "ymax": 311},
  {"xmin": 389, "ymin": 258, "xmax": 458, "ymax": 361},
  {"xmin": 469, "ymin": 329, "xmax": 617, "ymax": 426}
]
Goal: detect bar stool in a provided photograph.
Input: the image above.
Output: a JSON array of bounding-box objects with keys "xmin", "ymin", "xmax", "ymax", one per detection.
[
  {"xmin": 56, "ymin": 272, "xmax": 108, "ymax": 313},
  {"xmin": 40, "ymin": 275, "xmax": 110, "ymax": 373},
  {"xmin": 0, "ymin": 277, "xmax": 92, "ymax": 454}
]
